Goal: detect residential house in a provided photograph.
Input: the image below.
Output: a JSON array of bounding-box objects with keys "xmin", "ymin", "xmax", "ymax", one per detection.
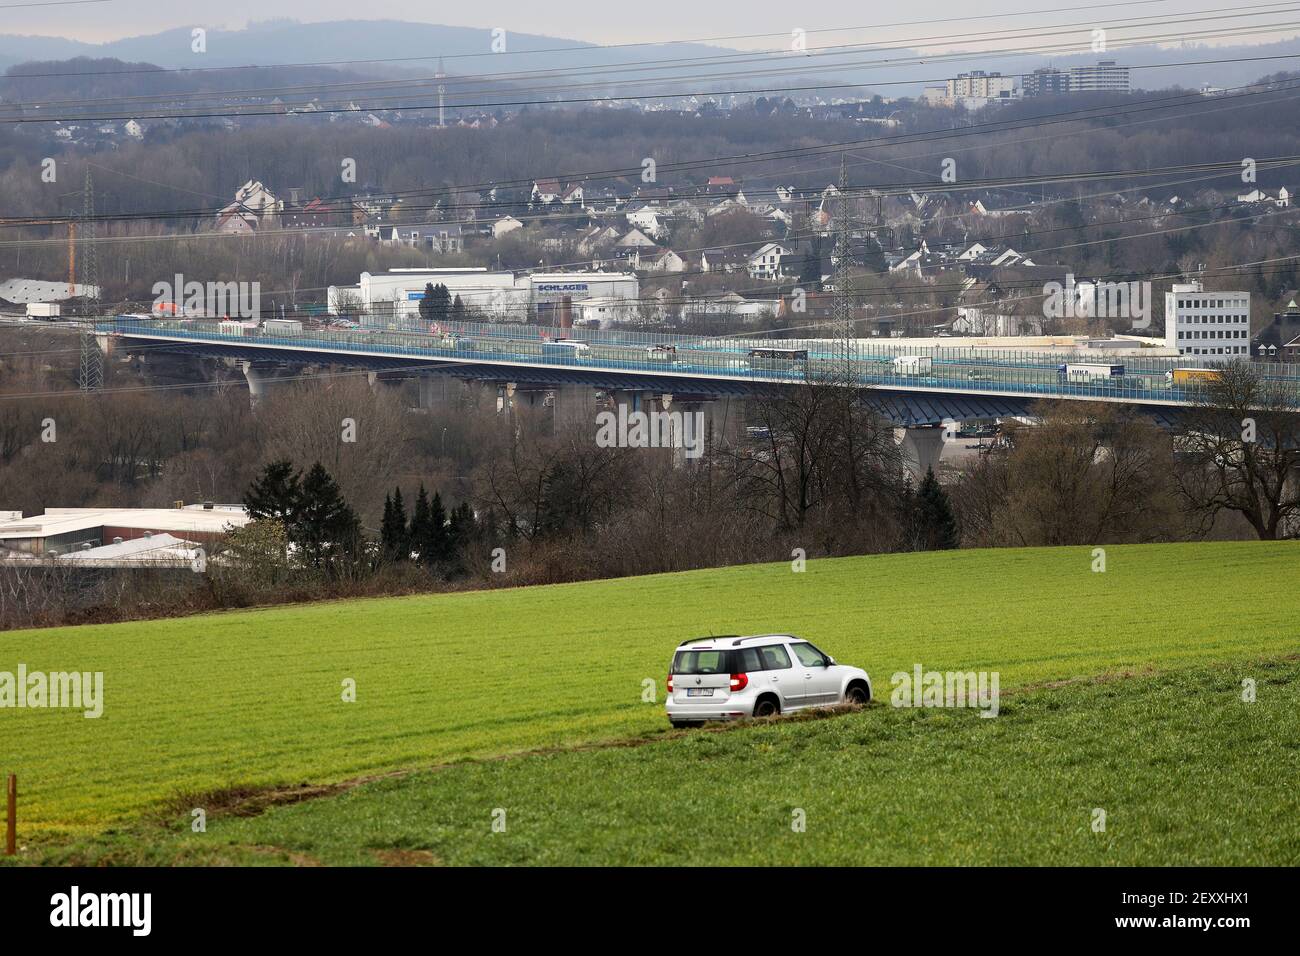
[
  {"xmin": 215, "ymin": 206, "xmax": 259, "ymax": 234},
  {"xmin": 625, "ymin": 203, "xmax": 668, "ymax": 239},
  {"xmin": 748, "ymin": 242, "xmax": 792, "ymax": 280},
  {"xmin": 493, "ymin": 215, "xmax": 524, "ymax": 239},
  {"xmin": 615, "ymin": 228, "xmax": 658, "ymax": 251},
  {"xmin": 700, "ymin": 247, "xmax": 750, "ymax": 274},
  {"xmin": 577, "ymin": 224, "xmax": 621, "ymax": 255},
  {"xmin": 639, "ymin": 248, "xmax": 686, "ymax": 273}
]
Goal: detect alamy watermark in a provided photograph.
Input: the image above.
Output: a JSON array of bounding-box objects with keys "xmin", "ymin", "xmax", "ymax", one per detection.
[
  {"xmin": 890, "ymin": 663, "xmax": 1000, "ymax": 717},
  {"xmin": 152, "ymin": 273, "xmax": 260, "ymax": 319},
  {"xmin": 595, "ymin": 406, "xmax": 705, "ymax": 459},
  {"xmin": 1042, "ymin": 273, "xmax": 1151, "ymax": 328},
  {"xmin": 0, "ymin": 664, "xmax": 103, "ymax": 718}
]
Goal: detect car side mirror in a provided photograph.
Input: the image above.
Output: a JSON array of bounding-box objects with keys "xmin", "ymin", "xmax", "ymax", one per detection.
[{"xmin": 824, "ymin": 658, "xmax": 834, "ymax": 666}]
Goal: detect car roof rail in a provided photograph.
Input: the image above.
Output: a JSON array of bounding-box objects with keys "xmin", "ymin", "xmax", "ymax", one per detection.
[
  {"xmin": 731, "ymin": 634, "xmax": 796, "ymax": 645},
  {"xmin": 677, "ymin": 635, "xmax": 739, "ymax": 647}
]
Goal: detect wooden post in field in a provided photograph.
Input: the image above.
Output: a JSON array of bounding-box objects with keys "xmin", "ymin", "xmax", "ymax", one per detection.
[{"xmin": 5, "ymin": 774, "xmax": 14, "ymax": 855}]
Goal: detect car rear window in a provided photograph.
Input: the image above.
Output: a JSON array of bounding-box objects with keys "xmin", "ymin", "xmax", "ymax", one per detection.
[
  {"xmin": 672, "ymin": 649, "xmax": 732, "ymax": 674},
  {"xmin": 757, "ymin": 645, "xmax": 792, "ymax": 670},
  {"xmin": 672, "ymin": 644, "xmax": 795, "ymax": 673}
]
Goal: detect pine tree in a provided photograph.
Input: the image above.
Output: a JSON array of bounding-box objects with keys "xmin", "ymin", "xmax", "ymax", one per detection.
[
  {"xmin": 295, "ymin": 462, "xmax": 361, "ymax": 571},
  {"xmin": 916, "ymin": 466, "xmax": 959, "ymax": 551},
  {"xmin": 409, "ymin": 484, "xmax": 450, "ymax": 566},
  {"xmin": 409, "ymin": 484, "xmax": 431, "ymax": 562},
  {"xmin": 380, "ymin": 493, "xmax": 394, "ymax": 554},
  {"xmin": 380, "ymin": 487, "xmax": 410, "ymax": 561},
  {"xmin": 244, "ymin": 459, "xmax": 302, "ymax": 526},
  {"xmin": 427, "ymin": 491, "xmax": 450, "ymax": 564},
  {"xmin": 419, "ymin": 283, "xmax": 451, "ymax": 324},
  {"xmin": 391, "ymin": 487, "xmax": 408, "ymax": 557}
]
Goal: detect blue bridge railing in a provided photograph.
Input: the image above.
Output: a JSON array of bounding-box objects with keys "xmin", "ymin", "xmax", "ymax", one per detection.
[{"xmin": 98, "ymin": 317, "xmax": 1300, "ymax": 406}]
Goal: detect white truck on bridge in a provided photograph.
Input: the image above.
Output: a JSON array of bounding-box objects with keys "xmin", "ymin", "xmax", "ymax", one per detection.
[
  {"xmin": 1062, "ymin": 363, "xmax": 1124, "ymax": 384},
  {"xmin": 892, "ymin": 355, "xmax": 933, "ymax": 376}
]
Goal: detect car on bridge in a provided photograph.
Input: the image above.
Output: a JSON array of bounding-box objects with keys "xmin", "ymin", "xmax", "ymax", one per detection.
[{"xmin": 665, "ymin": 634, "xmax": 872, "ymax": 727}]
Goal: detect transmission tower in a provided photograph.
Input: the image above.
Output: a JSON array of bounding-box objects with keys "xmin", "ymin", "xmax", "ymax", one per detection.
[
  {"xmin": 831, "ymin": 154, "xmax": 856, "ymax": 378},
  {"xmin": 78, "ymin": 167, "xmax": 103, "ymax": 392}
]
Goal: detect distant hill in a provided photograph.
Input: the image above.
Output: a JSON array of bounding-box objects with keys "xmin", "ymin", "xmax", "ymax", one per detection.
[{"xmin": 0, "ymin": 19, "xmax": 1298, "ymax": 98}]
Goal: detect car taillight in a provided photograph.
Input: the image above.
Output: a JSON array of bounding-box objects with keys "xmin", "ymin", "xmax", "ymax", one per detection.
[
  {"xmin": 667, "ymin": 673, "xmax": 674, "ymax": 693},
  {"xmin": 730, "ymin": 673, "xmax": 749, "ymax": 691}
]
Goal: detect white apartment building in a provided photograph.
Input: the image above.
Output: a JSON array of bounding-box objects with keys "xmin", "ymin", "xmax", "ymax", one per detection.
[
  {"xmin": 1069, "ymin": 60, "xmax": 1130, "ymax": 94},
  {"xmin": 1164, "ymin": 281, "xmax": 1251, "ymax": 363},
  {"xmin": 945, "ymin": 70, "xmax": 1018, "ymax": 100}
]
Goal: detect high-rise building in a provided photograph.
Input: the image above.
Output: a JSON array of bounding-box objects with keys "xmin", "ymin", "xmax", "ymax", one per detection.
[
  {"xmin": 945, "ymin": 70, "xmax": 1018, "ymax": 100},
  {"xmin": 1068, "ymin": 60, "xmax": 1130, "ymax": 94},
  {"xmin": 1023, "ymin": 67, "xmax": 1070, "ymax": 97},
  {"xmin": 1164, "ymin": 281, "xmax": 1251, "ymax": 363}
]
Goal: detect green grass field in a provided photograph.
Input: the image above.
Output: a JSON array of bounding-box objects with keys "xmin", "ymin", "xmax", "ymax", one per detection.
[
  {"xmin": 40, "ymin": 657, "xmax": 1300, "ymax": 866},
  {"xmin": 2, "ymin": 541, "xmax": 1298, "ymax": 855}
]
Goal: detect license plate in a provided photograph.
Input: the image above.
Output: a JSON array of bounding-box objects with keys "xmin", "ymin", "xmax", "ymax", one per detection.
[{"xmin": 686, "ymin": 688, "xmax": 713, "ymax": 697}]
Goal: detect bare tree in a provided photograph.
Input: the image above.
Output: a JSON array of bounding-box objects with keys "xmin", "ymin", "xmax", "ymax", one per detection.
[
  {"xmin": 956, "ymin": 401, "xmax": 1180, "ymax": 547},
  {"xmin": 1173, "ymin": 362, "xmax": 1300, "ymax": 540},
  {"xmin": 728, "ymin": 374, "xmax": 903, "ymax": 552}
]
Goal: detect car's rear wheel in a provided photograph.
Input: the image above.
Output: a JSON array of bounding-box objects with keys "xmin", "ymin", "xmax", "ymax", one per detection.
[
  {"xmin": 753, "ymin": 696, "xmax": 780, "ymax": 718},
  {"xmin": 845, "ymin": 683, "xmax": 870, "ymax": 706}
]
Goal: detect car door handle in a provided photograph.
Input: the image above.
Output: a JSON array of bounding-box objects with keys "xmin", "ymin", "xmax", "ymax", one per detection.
[{"xmin": 804, "ymin": 674, "xmax": 812, "ymax": 679}]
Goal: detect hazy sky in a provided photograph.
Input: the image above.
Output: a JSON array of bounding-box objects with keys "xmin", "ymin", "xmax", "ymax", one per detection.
[{"xmin": 11, "ymin": 0, "xmax": 1294, "ymax": 48}]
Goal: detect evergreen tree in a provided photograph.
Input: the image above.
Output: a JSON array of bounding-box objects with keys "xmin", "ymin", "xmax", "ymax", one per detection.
[
  {"xmin": 381, "ymin": 492, "xmax": 394, "ymax": 552},
  {"xmin": 448, "ymin": 501, "xmax": 475, "ymax": 554},
  {"xmin": 380, "ymin": 487, "xmax": 410, "ymax": 561},
  {"xmin": 409, "ymin": 484, "xmax": 450, "ymax": 566},
  {"xmin": 916, "ymin": 467, "xmax": 960, "ymax": 551},
  {"xmin": 427, "ymin": 491, "xmax": 450, "ymax": 564},
  {"xmin": 295, "ymin": 462, "xmax": 361, "ymax": 571},
  {"xmin": 244, "ymin": 459, "xmax": 302, "ymax": 526},
  {"xmin": 409, "ymin": 484, "xmax": 431, "ymax": 562},
  {"xmin": 450, "ymin": 294, "xmax": 467, "ymax": 321},
  {"xmin": 391, "ymin": 487, "xmax": 408, "ymax": 554},
  {"xmin": 419, "ymin": 283, "xmax": 452, "ymax": 324}
]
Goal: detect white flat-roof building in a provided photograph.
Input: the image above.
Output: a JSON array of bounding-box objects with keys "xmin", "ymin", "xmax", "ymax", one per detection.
[
  {"xmin": 1069, "ymin": 60, "xmax": 1130, "ymax": 94},
  {"xmin": 946, "ymin": 71, "xmax": 1018, "ymax": 99},
  {"xmin": 0, "ymin": 505, "xmax": 248, "ymax": 556},
  {"xmin": 332, "ymin": 268, "xmax": 639, "ymax": 327},
  {"xmin": 1164, "ymin": 281, "xmax": 1251, "ymax": 363}
]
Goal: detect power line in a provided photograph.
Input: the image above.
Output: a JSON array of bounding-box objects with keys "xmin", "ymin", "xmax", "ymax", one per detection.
[
  {"xmin": 7, "ymin": 3, "xmax": 1290, "ymax": 113},
  {"xmin": 9, "ymin": 17, "xmax": 1300, "ymax": 123},
  {"xmin": 0, "ymin": 1, "xmax": 1186, "ymax": 81}
]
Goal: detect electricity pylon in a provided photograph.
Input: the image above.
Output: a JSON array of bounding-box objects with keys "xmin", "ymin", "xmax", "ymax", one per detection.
[{"xmin": 78, "ymin": 167, "xmax": 103, "ymax": 393}]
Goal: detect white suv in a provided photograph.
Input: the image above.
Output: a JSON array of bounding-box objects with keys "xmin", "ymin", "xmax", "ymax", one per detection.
[{"xmin": 665, "ymin": 634, "xmax": 872, "ymax": 727}]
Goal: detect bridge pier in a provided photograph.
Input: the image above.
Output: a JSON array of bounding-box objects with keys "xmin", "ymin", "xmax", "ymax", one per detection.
[
  {"xmin": 240, "ymin": 361, "xmax": 298, "ymax": 404},
  {"xmin": 551, "ymin": 383, "xmax": 599, "ymax": 426},
  {"xmin": 898, "ymin": 425, "xmax": 946, "ymax": 482}
]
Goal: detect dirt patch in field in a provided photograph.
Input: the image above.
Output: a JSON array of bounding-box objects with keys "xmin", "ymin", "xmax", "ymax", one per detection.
[{"xmin": 152, "ymin": 653, "xmax": 1300, "ymax": 829}]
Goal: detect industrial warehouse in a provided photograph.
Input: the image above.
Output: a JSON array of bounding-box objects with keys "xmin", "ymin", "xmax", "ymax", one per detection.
[{"xmin": 327, "ymin": 268, "xmax": 639, "ymax": 327}]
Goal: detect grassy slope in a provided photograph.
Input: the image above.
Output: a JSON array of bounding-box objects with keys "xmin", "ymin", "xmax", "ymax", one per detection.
[
  {"xmin": 33, "ymin": 658, "xmax": 1300, "ymax": 866},
  {"xmin": 3, "ymin": 541, "xmax": 1298, "ymax": 836}
]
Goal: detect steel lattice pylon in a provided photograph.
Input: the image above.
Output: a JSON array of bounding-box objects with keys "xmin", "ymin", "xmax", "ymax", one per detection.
[
  {"xmin": 830, "ymin": 155, "xmax": 856, "ymax": 378},
  {"xmin": 78, "ymin": 168, "xmax": 103, "ymax": 392}
]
